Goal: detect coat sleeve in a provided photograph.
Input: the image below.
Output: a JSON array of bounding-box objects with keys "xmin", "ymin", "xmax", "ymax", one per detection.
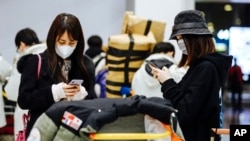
[{"xmin": 161, "ymin": 62, "xmax": 220, "ymax": 125}]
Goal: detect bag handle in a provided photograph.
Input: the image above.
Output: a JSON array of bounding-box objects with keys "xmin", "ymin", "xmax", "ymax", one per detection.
[{"xmin": 22, "ymin": 114, "xmax": 29, "ymax": 128}]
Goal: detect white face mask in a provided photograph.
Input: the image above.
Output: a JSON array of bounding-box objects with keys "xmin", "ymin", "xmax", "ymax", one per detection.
[
  {"xmin": 177, "ymin": 39, "xmax": 188, "ymax": 55},
  {"xmin": 17, "ymin": 47, "xmax": 28, "ymax": 56},
  {"xmin": 55, "ymin": 45, "xmax": 76, "ymax": 59}
]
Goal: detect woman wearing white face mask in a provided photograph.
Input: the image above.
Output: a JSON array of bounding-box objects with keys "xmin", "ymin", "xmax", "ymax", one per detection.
[
  {"xmin": 177, "ymin": 39, "xmax": 188, "ymax": 55},
  {"xmin": 17, "ymin": 13, "xmax": 97, "ymax": 139},
  {"xmin": 150, "ymin": 10, "xmax": 233, "ymax": 141},
  {"xmin": 55, "ymin": 45, "xmax": 76, "ymax": 59}
]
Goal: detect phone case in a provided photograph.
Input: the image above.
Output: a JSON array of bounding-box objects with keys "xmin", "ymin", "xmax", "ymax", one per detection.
[{"xmin": 69, "ymin": 79, "xmax": 83, "ymax": 85}]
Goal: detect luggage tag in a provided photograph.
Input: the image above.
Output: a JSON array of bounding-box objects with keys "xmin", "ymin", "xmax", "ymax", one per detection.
[{"xmin": 61, "ymin": 111, "xmax": 83, "ymax": 130}]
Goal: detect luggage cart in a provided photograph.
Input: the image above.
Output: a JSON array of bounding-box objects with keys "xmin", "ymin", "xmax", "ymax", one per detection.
[
  {"xmin": 28, "ymin": 96, "xmax": 185, "ymax": 141},
  {"xmin": 210, "ymin": 128, "xmax": 230, "ymax": 141}
]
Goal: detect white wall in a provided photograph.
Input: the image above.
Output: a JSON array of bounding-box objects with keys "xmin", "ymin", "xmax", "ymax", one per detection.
[
  {"xmin": 133, "ymin": 0, "xmax": 195, "ymax": 62},
  {"xmin": 0, "ymin": 0, "xmax": 127, "ymax": 63},
  {"xmin": 0, "ymin": 0, "xmax": 195, "ymax": 64}
]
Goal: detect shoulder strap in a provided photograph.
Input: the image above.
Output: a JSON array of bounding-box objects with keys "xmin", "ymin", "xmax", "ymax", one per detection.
[
  {"xmin": 95, "ymin": 56, "xmax": 105, "ymax": 67},
  {"xmin": 37, "ymin": 54, "xmax": 42, "ymax": 78}
]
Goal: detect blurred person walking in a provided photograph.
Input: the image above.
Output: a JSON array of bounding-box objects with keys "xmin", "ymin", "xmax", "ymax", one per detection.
[{"xmin": 228, "ymin": 58, "xmax": 243, "ymax": 112}]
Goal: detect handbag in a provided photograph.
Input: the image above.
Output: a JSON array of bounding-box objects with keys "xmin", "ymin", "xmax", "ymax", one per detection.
[{"xmin": 16, "ymin": 54, "xmax": 41, "ymax": 141}]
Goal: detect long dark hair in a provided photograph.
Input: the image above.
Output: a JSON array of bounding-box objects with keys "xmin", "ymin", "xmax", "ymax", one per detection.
[
  {"xmin": 178, "ymin": 34, "xmax": 215, "ymax": 67},
  {"xmin": 46, "ymin": 13, "xmax": 90, "ymax": 86}
]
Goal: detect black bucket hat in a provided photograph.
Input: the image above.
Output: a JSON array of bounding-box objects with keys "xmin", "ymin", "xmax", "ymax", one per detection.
[{"xmin": 169, "ymin": 10, "xmax": 212, "ymax": 40}]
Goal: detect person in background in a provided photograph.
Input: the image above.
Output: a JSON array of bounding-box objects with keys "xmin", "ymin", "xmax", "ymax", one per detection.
[
  {"xmin": 85, "ymin": 35, "xmax": 106, "ymax": 76},
  {"xmin": 0, "ymin": 54, "xmax": 12, "ymax": 128},
  {"xmin": 17, "ymin": 13, "xmax": 97, "ymax": 138},
  {"xmin": 132, "ymin": 41, "xmax": 188, "ymax": 98},
  {"xmin": 85, "ymin": 35, "xmax": 107, "ymax": 97},
  {"xmin": 228, "ymin": 57, "xmax": 243, "ymax": 112},
  {"xmin": 4, "ymin": 27, "xmax": 47, "ymax": 140},
  {"xmin": 150, "ymin": 10, "xmax": 232, "ymax": 141}
]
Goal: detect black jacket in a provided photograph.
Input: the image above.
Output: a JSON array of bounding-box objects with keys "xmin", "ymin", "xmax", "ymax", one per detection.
[
  {"xmin": 17, "ymin": 51, "xmax": 97, "ymax": 137},
  {"xmin": 161, "ymin": 52, "xmax": 232, "ymax": 141}
]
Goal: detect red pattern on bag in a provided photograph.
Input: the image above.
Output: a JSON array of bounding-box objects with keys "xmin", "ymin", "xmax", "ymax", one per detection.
[
  {"xmin": 16, "ymin": 114, "xmax": 29, "ymax": 141},
  {"xmin": 0, "ymin": 115, "xmax": 14, "ymax": 134}
]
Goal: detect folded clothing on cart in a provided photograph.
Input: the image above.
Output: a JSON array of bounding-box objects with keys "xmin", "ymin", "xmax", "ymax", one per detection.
[{"xmin": 27, "ymin": 95, "xmax": 184, "ymax": 141}]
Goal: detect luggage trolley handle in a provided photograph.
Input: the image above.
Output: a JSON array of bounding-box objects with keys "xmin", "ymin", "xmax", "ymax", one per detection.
[
  {"xmin": 211, "ymin": 128, "xmax": 230, "ymax": 135},
  {"xmin": 89, "ymin": 131, "xmax": 170, "ymax": 140},
  {"xmin": 210, "ymin": 128, "xmax": 230, "ymax": 141},
  {"xmin": 88, "ymin": 124, "xmax": 171, "ymax": 140}
]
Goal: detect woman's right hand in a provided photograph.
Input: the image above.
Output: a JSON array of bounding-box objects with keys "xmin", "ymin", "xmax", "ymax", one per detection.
[
  {"xmin": 52, "ymin": 82, "xmax": 86, "ymax": 102},
  {"xmin": 150, "ymin": 66, "xmax": 172, "ymax": 83},
  {"xmin": 62, "ymin": 83, "xmax": 80, "ymax": 99}
]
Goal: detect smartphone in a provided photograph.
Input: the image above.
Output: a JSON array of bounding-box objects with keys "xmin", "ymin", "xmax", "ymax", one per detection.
[
  {"xmin": 68, "ymin": 79, "xmax": 83, "ymax": 85},
  {"xmin": 145, "ymin": 60, "xmax": 160, "ymax": 69}
]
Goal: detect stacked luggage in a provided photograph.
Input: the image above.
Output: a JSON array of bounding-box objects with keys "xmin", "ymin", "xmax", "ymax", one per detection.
[{"xmin": 106, "ymin": 11, "xmax": 166, "ymax": 98}]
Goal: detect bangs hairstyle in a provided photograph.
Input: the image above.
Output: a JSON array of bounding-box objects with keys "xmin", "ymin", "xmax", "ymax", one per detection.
[
  {"xmin": 178, "ymin": 34, "xmax": 215, "ymax": 67},
  {"xmin": 46, "ymin": 13, "xmax": 85, "ymax": 57},
  {"xmin": 46, "ymin": 13, "xmax": 88, "ymax": 82}
]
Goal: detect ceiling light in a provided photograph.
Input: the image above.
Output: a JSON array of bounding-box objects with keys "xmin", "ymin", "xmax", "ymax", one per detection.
[{"xmin": 224, "ymin": 4, "xmax": 233, "ymax": 12}]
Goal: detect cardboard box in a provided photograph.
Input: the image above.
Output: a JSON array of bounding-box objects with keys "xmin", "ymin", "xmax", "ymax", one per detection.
[{"xmin": 121, "ymin": 11, "xmax": 166, "ymax": 43}]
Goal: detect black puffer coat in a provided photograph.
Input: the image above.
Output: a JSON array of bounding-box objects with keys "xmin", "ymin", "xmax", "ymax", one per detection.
[{"xmin": 17, "ymin": 51, "xmax": 97, "ymax": 137}]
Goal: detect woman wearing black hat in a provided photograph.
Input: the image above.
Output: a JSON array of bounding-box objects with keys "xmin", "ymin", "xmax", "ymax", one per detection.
[{"xmin": 150, "ymin": 10, "xmax": 233, "ymax": 141}]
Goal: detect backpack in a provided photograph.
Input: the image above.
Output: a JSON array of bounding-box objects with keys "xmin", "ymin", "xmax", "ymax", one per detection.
[{"xmin": 94, "ymin": 68, "xmax": 108, "ymax": 98}]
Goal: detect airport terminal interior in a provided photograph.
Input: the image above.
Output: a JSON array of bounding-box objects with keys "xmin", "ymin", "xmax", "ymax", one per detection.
[
  {"xmin": 1, "ymin": 0, "xmax": 250, "ymax": 141},
  {"xmin": 196, "ymin": 1, "xmax": 250, "ymax": 140}
]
